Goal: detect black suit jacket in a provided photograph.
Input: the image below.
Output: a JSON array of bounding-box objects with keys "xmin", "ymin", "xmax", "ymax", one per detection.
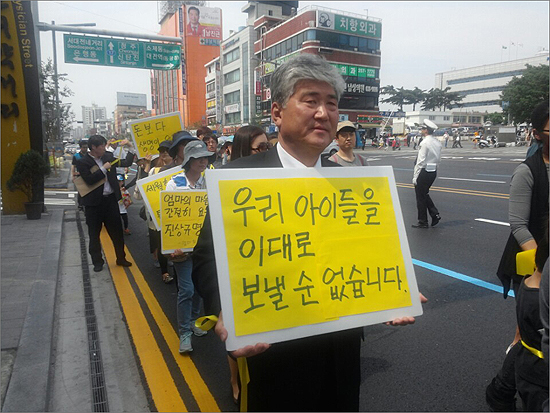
[{"xmin": 75, "ymin": 150, "xmax": 135, "ymax": 206}]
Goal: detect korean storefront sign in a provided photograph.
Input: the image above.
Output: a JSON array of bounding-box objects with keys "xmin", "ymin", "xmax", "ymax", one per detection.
[{"xmin": 205, "ymin": 167, "xmax": 422, "ymax": 350}]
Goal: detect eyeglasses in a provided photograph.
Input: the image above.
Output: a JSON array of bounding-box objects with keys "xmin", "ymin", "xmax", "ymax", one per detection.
[{"xmin": 251, "ymin": 142, "xmax": 272, "ymax": 152}]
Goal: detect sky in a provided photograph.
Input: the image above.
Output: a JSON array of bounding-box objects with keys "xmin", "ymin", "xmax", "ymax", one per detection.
[{"xmin": 36, "ymin": 1, "xmax": 549, "ymax": 123}]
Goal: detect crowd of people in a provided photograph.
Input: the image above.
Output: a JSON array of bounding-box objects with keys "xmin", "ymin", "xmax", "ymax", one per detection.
[{"xmin": 71, "ymin": 54, "xmax": 548, "ymax": 412}]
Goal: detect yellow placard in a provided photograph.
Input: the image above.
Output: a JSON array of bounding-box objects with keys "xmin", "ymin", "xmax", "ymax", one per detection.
[
  {"xmin": 160, "ymin": 190, "xmax": 209, "ymax": 253},
  {"xmin": 136, "ymin": 168, "xmax": 183, "ymax": 230},
  {"xmin": 219, "ymin": 177, "xmax": 412, "ymax": 337},
  {"xmin": 128, "ymin": 112, "xmax": 183, "ymax": 159}
]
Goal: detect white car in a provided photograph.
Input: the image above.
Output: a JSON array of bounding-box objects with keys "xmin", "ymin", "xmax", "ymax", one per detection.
[{"xmin": 322, "ymin": 140, "xmax": 339, "ymax": 157}]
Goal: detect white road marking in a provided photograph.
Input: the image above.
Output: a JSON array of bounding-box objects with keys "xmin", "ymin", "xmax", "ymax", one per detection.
[
  {"xmin": 44, "ymin": 190, "xmax": 78, "ymax": 195},
  {"xmin": 475, "ymin": 218, "xmax": 510, "ymax": 226},
  {"xmin": 439, "ymin": 177, "xmax": 506, "ymax": 184},
  {"xmin": 44, "ymin": 199, "xmax": 76, "ymax": 206}
]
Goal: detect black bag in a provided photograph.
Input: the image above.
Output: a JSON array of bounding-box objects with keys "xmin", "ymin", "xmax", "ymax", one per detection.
[{"xmin": 139, "ymin": 205, "xmax": 147, "ymax": 221}]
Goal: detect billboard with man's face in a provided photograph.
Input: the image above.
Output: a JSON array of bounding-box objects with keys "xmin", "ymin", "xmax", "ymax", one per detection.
[{"xmin": 186, "ymin": 5, "xmax": 221, "ymax": 43}]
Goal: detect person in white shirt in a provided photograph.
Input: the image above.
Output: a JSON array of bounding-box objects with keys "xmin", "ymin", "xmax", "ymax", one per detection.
[{"xmin": 412, "ymin": 119, "xmax": 442, "ymax": 228}]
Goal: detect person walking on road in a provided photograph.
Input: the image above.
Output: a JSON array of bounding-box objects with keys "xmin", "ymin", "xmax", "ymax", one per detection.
[
  {"xmin": 192, "ymin": 54, "xmax": 423, "ymax": 412},
  {"xmin": 329, "ymin": 121, "xmax": 369, "ymax": 166},
  {"xmin": 166, "ymin": 141, "xmax": 211, "ymax": 354},
  {"xmin": 75, "ymin": 135, "xmax": 135, "ymax": 272},
  {"xmin": 452, "ymin": 132, "xmax": 462, "ymax": 148},
  {"xmin": 412, "ymin": 119, "xmax": 442, "ymax": 228}
]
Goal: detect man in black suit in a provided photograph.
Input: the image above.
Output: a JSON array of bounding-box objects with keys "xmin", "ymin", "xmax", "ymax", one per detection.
[
  {"xmin": 75, "ymin": 135, "xmax": 135, "ymax": 272},
  {"xmin": 193, "ymin": 54, "xmax": 422, "ymax": 411}
]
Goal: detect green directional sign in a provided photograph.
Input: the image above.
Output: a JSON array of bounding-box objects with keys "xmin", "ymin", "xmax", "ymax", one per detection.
[{"xmin": 64, "ymin": 34, "xmax": 181, "ymax": 70}]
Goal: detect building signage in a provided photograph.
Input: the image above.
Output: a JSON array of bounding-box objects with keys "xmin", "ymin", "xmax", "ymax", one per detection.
[
  {"xmin": 117, "ymin": 92, "xmax": 147, "ymax": 107},
  {"xmin": 256, "ymin": 95, "xmax": 261, "ymax": 114},
  {"xmin": 357, "ymin": 114, "xmax": 384, "ymax": 126},
  {"xmin": 64, "ymin": 34, "xmax": 181, "ymax": 70},
  {"xmin": 185, "ymin": 5, "xmax": 222, "ymax": 44},
  {"xmin": 225, "ymin": 103, "xmax": 240, "ymax": 114},
  {"xmin": 317, "ymin": 11, "xmax": 382, "ymax": 39},
  {"xmin": 339, "ymin": 114, "xmax": 349, "ymax": 122},
  {"xmin": 333, "ymin": 63, "xmax": 377, "ymax": 79},
  {"xmin": 345, "ymin": 82, "xmax": 379, "ymax": 94}
]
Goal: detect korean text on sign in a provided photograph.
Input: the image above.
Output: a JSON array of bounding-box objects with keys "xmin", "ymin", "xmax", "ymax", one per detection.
[
  {"xmin": 128, "ymin": 112, "xmax": 183, "ymax": 159},
  {"xmin": 136, "ymin": 168, "xmax": 184, "ymax": 230},
  {"xmin": 206, "ymin": 167, "xmax": 422, "ymax": 350},
  {"xmin": 160, "ymin": 190, "xmax": 208, "ymax": 253}
]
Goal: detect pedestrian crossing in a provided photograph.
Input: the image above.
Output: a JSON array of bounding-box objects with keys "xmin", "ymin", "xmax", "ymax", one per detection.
[{"xmin": 44, "ymin": 190, "xmax": 78, "ymax": 206}]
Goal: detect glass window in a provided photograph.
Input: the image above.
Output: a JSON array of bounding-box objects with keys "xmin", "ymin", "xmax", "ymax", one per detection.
[
  {"xmin": 359, "ymin": 38, "xmax": 367, "ymax": 52},
  {"xmin": 297, "ymin": 32, "xmax": 304, "ymax": 47},
  {"xmin": 224, "ymin": 69, "xmax": 240, "ymax": 85},
  {"xmin": 292, "ymin": 36, "xmax": 298, "ymax": 52},
  {"xmin": 349, "ymin": 36, "xmax": 358, "ymax": 48},
  {"xmin": 306, "ymin": 29, "xmax": 316, "ymax": 40},
  {"xmin": 224, "ymin": 90, "xmax": 240, "ymax": 105},
  {"xmin": 339, "ymin": 34, "xmax": 348, "ymax": 46},
  {"xmin": 224, "ymin": 48, "xmax": 240, "ymax": 65},
  {"xmin": 285, "ymin": 39, "xmax": 292, "ymax": 54}
]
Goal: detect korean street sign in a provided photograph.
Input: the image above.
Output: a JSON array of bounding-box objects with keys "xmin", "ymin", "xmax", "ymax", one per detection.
[
  {"xmin": 317, "ymin": 11, "xmax": 382, "ymax": 39},
  {"xmin": 332, "ymin": 63, "xmax": 377, "ymax": 79},
  {"xmin": 64, "ymin": 34, "xmax": 181, "ymax": 70}
]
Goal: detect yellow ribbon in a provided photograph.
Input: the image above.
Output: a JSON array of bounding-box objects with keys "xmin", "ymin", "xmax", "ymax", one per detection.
[
  {"xmin": 521, "ymin": 340, "xmax": 544, "ymax": 359},
  {"xmin": 194, "ymin": 315, "xmax": 250, "ymax": 412}
]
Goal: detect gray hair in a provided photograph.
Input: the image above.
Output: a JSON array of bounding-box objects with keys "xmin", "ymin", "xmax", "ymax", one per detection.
[{"xmin": 270, "ymin": 54, "xmax": 345, "ymax": 107}]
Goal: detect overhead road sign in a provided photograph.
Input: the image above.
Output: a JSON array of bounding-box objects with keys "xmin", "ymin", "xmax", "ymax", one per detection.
[{"xmin": 64, "ymin": 34, "xmax": 181, "ymax": 70}]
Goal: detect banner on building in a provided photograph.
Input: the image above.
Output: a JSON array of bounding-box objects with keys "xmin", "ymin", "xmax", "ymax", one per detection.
[
  {"xmin": 204, "ymin": 166, "xmax": 422, "ymax": 350},
  {"xmin": 185, "ymin": 5, "xmax": 221, "ymax": 43},
  {"xmin": 317, "ymin": 10, "xmax": 382, "ymax": 39}
]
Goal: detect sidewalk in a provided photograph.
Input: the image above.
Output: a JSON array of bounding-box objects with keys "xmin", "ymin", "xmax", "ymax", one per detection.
[{"xmin": 1, "ymin": 164, "xmax": 149, "ymax": 412}]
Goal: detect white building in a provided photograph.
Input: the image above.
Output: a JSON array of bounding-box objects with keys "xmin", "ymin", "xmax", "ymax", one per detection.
[
  {"xmin": 435, "ymin": 51, "xmax": 549, "ymax": 114},
  {"xmin": 82, "ymin": 104, "xmax": 107, "ymax": 136}
]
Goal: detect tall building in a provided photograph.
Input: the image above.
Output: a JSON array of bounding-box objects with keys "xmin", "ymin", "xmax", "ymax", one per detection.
[
  {"xmin": 253, "ymin": 3, "xmax": 382, "ymax": 137},
  {"xmin": 435, "ymin": 50, "xmax": 550, "ymax": 114},
  {"xmin": 152, "ymin": 2, "xmax": 222, "ymax": 129},
  {"xmin": 114, "ymin": 92, "xmax": 150, "ymax": 135},
  {"xmin": 82, "ymin": 104, "xmax": 107, "ymax": 136}
]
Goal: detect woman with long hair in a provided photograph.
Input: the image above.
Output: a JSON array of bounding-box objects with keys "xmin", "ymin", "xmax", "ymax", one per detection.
[{"xmin": 230, "ymin": 125, "xmax": 271, "ymax": 162}]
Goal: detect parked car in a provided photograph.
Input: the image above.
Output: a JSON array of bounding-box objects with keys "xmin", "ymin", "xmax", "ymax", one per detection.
[{"xmin": 322, "ymin": 140, "xmax": 339, "ymax": 157}]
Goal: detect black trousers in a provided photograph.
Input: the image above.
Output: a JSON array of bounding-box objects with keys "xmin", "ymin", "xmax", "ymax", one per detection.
[
  {"xmin": 415, "ymin": 169, "xmax": 439, "ymax": 225},
  {"xmin": 84, "ymin": 193, "xmax": 126, "ymax": 265}
]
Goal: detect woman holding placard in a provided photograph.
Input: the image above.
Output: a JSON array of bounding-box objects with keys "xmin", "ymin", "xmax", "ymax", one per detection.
[{"xmin": 166, "ymin": 141, "xmax": 211, "ymax": 354}]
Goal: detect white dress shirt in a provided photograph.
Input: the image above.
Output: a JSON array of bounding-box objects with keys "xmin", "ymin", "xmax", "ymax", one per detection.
[
  {"xmin": 92, "ymin": 155, "xmax": 113, "ymax": 196},
  {"xmin": 276, "ymin": 143, "xmax": 323, "ymax": 169},
  {"xmin": 413, "ymin": 135, "xmax": 442, "ymax": 182}
]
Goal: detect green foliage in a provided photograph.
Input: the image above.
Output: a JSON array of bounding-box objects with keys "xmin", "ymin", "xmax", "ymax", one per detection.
[
  {"xmin": 500, "ymin": 64, "xmax": 550, "ymax": 124},
  {"xmin": 7, "ymin": 150, "xmax": 50, "ymax": 202},
  {"xmin": 40, "ymin": 59, "xmax": 75, "ymax": 142},
  {"xmin": 381, "ymin": 85, "xmax": 463, "ymax": 112},
  {"xmin": 484, "ymin": 112, "xmax": 505, "ymax": 125}
]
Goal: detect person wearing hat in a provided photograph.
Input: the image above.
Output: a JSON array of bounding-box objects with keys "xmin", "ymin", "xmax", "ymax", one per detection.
[
  {"xmin": 166, "ymin": 140, "xmax": 211, "ymax": 353},
  {"xmin": 160, "ymin": 130, "xmax": 198, "ymax": 172},
  {"xmin": 329, "ymin": 121, "xmax": 369, "ymax": 166},
  {"xmin": 412, "ymin": 119, "xmax": 442, "ymax": 228}
]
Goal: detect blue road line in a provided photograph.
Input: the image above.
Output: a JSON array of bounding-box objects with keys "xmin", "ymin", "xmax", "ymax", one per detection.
[{"xmin": 412, "ymin": 258, "xmax": 515, "ymax": 298}]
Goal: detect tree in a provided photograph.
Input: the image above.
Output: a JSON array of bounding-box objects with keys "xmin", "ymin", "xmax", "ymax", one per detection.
[
  {"xmin": 500, "ymin": 64, "xmax": 550, "ymax": 124},
  {"xmin": 40, "ymin": 59, "xmax": 75, "ymax": 142},
  {"xmin": 404, "ymin": 87, "xmax": 425, "ymax": 111},
  {"xmin": 421, "ymin": 87, "xmax": 463, "ymax": 111},
  {"xmin": 380, "ymin": 85, "xmax": 408, "ymax": 112},
  {"xmin": 484, "ymin": 112, "xmax": 505, "ymax": 125}
]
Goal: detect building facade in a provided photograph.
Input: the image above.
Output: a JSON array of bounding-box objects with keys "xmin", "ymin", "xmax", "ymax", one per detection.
[
  {"xmin": 152, "ymin": 3, "xmax": 222, "ymax": 129},
  {"xmin": 82, "ymin": 104, "xmax": 107, "ymax": 137},
  {"xmin": 435, "ymin": 51, "xmax": 550, "ymax": 114},
  {"xmin": 113, "ymin": 92, "xmax": 149, "ymax": 135},
  {"xmin": 250, "ymin": 3, "xmax": 382, "ymax": 137}
]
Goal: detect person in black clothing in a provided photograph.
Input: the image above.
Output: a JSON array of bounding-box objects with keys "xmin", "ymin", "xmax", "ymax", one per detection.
[
  {"xmin": 192, "ymin": 54, "xmax": 423, "ymax": 412},
  {"xmin": 75, "ymin": 135, "xmax": 135, "ymax": 272}
]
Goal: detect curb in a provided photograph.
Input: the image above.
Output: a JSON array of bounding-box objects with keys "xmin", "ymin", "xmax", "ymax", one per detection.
[{"xmin": 1, "ymin": 209, "xmax": 63, "ymax": 412}]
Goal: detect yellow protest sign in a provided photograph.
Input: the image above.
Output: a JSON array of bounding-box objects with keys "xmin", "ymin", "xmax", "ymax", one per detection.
[
  {"xmin": 160, "ymin": 190, "xmax": 209, "ymax": 253},
  {"xmin": 205, "ymin": 167, "xmax": 422, "ymax": 350},
  {"xmin": 128, "ymin": 112, "xmax": 183, "ymax": 159},
  {"xmin": 136, "ymin": 168, "xmax": 183, "ymax": 230}
]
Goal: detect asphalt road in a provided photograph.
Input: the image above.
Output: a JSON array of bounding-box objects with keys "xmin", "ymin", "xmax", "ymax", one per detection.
[{"xmin": 62, "ymin": 144, "xmax": 529, "ymax": 411}]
